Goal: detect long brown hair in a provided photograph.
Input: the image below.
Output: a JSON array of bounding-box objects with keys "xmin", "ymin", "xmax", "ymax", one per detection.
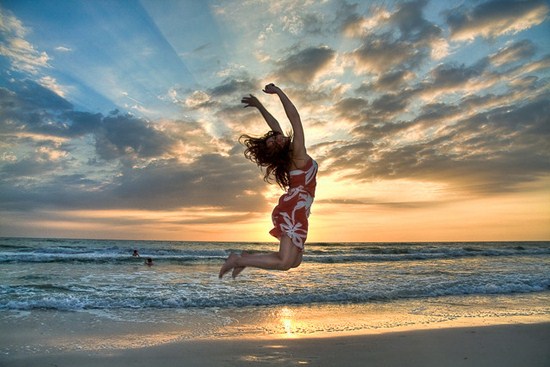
[{"xmin": 240, "ymin": 130, "xmax": 292, "ymax": 189}]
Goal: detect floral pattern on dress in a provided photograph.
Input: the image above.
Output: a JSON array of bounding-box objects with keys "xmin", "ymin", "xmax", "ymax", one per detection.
[{"xmin": 269, "ymin": 159, "xmax": 318, "ymax": 250}]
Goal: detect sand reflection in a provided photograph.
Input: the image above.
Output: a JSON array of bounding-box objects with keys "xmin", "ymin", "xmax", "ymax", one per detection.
[{"xmin": 280, "ymin": 306, "xmax": 297, "ymax": 338}]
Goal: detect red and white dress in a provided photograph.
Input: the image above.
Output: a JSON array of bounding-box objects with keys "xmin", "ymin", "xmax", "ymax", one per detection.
[{"xmin": 269, "ymin": 158, "xmax": 318, "ymax": 250}]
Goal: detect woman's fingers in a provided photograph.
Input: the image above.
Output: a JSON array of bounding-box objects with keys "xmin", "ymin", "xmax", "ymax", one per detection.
[{"xmin": 241, "ymin": 95, "xmax": 255, "ymax": 107}]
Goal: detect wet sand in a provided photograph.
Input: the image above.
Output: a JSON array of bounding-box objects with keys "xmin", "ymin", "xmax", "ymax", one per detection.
[{"xmin": 1, "ymin": 309, "xmax": 549, "ymax": 367}]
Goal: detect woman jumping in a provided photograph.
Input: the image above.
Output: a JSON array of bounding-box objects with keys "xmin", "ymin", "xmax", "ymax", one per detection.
[{"xmin": 219, "ymin": 83, "xmax": 318, "ymax": 279}]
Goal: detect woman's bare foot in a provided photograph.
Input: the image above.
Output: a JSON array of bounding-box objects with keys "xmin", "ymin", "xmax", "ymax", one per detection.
[
  {"xmin": 231, "ymin": 252, "xmax": 250, "ymax": 278},
  {"xmin": 219, "ymin": 253, "xmax": 239, "ymax": 279}
]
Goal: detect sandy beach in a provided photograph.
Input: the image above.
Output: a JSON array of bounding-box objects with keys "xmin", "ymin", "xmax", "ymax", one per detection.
[
  {"xmin": 2, "ymin": 322, "xmax": 549, "ymax": 367},
  {"xmin": 1, "ymin": 308, "xmax": 549, "ymax": 367}
]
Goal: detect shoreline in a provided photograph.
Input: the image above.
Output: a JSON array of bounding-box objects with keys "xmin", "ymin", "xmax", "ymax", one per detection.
[
  {"xmin": 2, "ymin": 292, "xmax": 549, "ymax": 345},
  {"xmin": 2, "ymin": 292, "xmax": 550, "ymax": 366},
  {"xmin": 1, "ymin": 319, "xmax": 549, "ymax": 367}
]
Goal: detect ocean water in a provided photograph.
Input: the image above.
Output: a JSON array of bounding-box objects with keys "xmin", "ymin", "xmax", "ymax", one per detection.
[
  {"xmin": 0, "ymin": 237, "xmax": 549, "ymax": 357},
  {"xmin": 1, "ymin": 237, "xmax": 549, "ymax": 311},
  {"xmin": 0, "ymin": 238, "xmax": 548, "ymax": 359}
]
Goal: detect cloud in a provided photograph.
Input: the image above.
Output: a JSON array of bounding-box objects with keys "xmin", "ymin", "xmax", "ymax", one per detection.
[
  {"xmin": 429, "ymin": 61, "xmax": 487, "ymax": 89},
  {"xmin": 209, "ymin": 78, "xmax": 258, "ymax": 97},
  {"xmin": 173, "ymin": 78, "xmax": 258, "ymax": 111},
  {"xmin": 1, "ymin": 157, "xmax": 60, "ymax": 178},
  {"xmin": 371, "ymin": 70, "xmax": 416, "ymax": 92},
  {"xmin": 0, "ymin": 7, "xmax": 50, "ymax": 74},
  {"xmin": 0, "ymin": 150, "xmax": 270, "ymax": 213},
  {"xmin": 332, "ymin": 97, "xmax": 369, "ymax": 123},
  {"xmin": 370, "ymin": 91, "xmax": 415, "ymax": 118},
  {"xmin": 489, "ymin": 39, "xmax": 537, "ymax": 66},
  {"xmin": 107, "ymin": 153, "xmax": 268, "ymax": 211},
  {"xmin": 389, "ymin": 0, "xmax": 442, "ymax": 43},
  {"xmin": 184, "ymin": 90, "xmax": 216, "ymax": 110},
  {"xmin": 274, "ymin": 45, "xmax": 336, "ymax": 84},
  {"xmin": 317, "ymin": 198, "xmax": 447, "ymax": 209},
  {"xmin": 38, "ymin": 76, "xmax": 66, "ymax": 97},
  {"xmin": 54, "ymin": 46, "xmax": 72, "ymax": 52},
  {"xmin": 0, "ymin": 80, "xmax": 173, "ymax": 165},
  {"xmin": 0, "ymin": 80, "xmax": 75, "ymax": 142},
  {"xmin": 512, "ymin": 55, "xmax": 550, "ymax": 80},
  {"xmin": 447, "ymin": 0, "xmax": 550, "ymax": 41},
  {"xmin": 0, "ymin": 74, "xmax": 274, "ymax": 216},
  {"xmin": 319, "ymin": 11, "xmax": 550, "ymax": 197},
  {"xmin": 1, "ymin": 79, "xmax": 72, "ymax": 115},
  {"xmin": 324, "ymin": 90, "xmax": 550, "ymax": 195},
  {"xmin": 94, "ymin": 112, "xmax": 173, "ymax": 161},
  {"xmin": 338, "ymin": 1, "xmax": 390, "ymax": 38},
  {"xmin": 349, "ymin": 34, "xmax": 421, "ymax": 74},
  {"xmin": 346, "ymin": 0, "xmax": 445, "ymax": 75}
]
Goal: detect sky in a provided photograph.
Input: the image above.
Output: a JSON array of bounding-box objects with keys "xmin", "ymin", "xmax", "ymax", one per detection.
[{"xmin": 0, "ymin": 0, "xmax": 549, "ymax": 242}]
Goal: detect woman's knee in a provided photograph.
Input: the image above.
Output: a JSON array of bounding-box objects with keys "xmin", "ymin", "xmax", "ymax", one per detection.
[
  {"xmin": 278, "ymin": 251, "xmax": 302, "ymax": 270},
  {"xmin": 275, "ymin": 252, "xmax": 299, "ymax": 271},
  {"xmin": 279, "ymin": 263, "xmax": 293, "ymax": 271},
  {"xmin": 291, "ymin": 253, "xmax": 302, "ymax": 268},
  {"xmin": 277, "ymin": 257, "xmax": 294, "ymax": 271},
  {"xmin": 278, "ymin": 235, "xmax": 301, "ymax": 270}
]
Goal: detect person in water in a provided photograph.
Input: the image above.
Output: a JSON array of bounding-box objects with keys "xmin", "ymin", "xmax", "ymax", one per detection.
[{"xmin": 219, "ymin": 83, "xmax": 318, "ymax": 279}]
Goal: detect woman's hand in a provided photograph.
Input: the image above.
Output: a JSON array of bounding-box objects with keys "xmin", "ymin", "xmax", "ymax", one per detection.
[
  {"xmin": 262, "ymin": 83, "xmax": 280, "ymax": 94},
  {"xmin": 241, "ymin": 94, "xmax": 261, "ymax": 108}
]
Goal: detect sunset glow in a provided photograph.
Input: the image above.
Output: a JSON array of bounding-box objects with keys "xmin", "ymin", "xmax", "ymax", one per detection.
[{"xmin": 0, "ymin": 0, "xmax": 549, "ymax": 242}]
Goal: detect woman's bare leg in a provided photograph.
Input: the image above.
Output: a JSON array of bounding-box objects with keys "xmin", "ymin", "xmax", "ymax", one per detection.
[
  {"xmin": 231, "ymin": 251, "xmax": 250, "ymax": 278},
  {"xmin": 291, "ymin": 251, "xmax": 303, "ymax": 268},
  {"xmin": 219, "ymin": 236, "xmax": 302, "ymax": 278},
  {"xmin": 219, "ymin": 253, "xmax": 240, "ymax": 278},
  {"xmin": 235, "ymin": 235, "xmax": 300, "ymax": 270}
]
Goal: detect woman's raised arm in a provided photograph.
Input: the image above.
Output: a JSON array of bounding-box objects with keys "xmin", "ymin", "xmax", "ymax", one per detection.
[
  {"xmin": 263, "ymin": 84, "xmax": 307, "ymax": 160},
  {"xmin": 241, "ymin": 94, "xmax": 283, "ymax": 134}
]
